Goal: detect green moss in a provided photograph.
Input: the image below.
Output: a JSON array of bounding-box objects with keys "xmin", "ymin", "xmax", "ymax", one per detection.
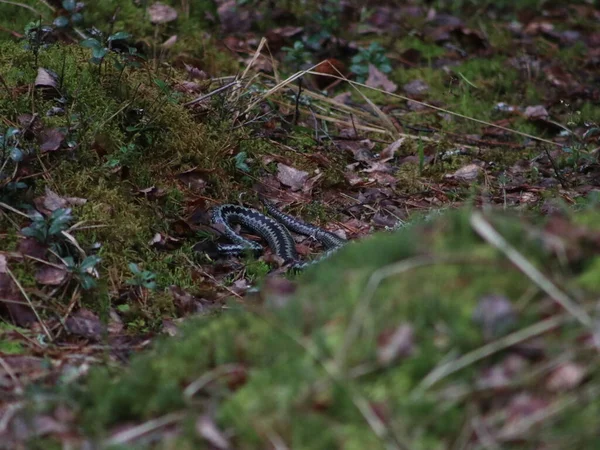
[
  {"xmin": 69, "ymin": 209, "xmax": 600, "ymax": 448},
  {"xmin": 396, "ymin": 36, "xmax": 445, "ymax": 61}
]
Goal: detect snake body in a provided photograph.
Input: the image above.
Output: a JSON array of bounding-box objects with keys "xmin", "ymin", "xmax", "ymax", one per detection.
[{"xmin": 211, "ymin": 201, "xmax": 346, "ymax": 270}]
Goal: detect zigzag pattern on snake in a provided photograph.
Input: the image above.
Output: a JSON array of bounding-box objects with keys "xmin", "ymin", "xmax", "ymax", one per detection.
[{"xmin": 210, "ymin": 200, "xmax": 347, "ymax": 270}]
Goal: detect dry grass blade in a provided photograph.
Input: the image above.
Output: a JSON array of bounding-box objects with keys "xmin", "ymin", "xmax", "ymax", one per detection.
[
  {"xmin": 414, "ymin": 313, "xmax": 566, "ymax": 394},
  {"xmin": 5, "ymin": 267, "xmax": 53, "ymax": 341},
  {"xmin": 303, "ymin": 70, "xmax": 563, "ymax": 147},
  {"xmin": 470, "ymin": 212, "xmax": 593, "ymax": 328},
  {"xmin": 104, "ymin": 411, "xmax": 186, "ymax": 446},
  {"xmin": 0, "ymin": 0, "xmax": 44, "ymax": 16}
]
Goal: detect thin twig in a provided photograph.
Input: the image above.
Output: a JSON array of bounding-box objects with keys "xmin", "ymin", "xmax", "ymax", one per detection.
[{"xmin": 183, "ymin": 80, "xmax": 238, "ymax": 107}]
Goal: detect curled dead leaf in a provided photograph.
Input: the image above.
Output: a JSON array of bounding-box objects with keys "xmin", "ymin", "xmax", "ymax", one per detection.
[
  {"xmin": 379, "ymin": 137, "xmax": 405, "ymax": 162},
  {"xmin": 366, "ymin": 64, "xmax": 397, "ymax": 92},
  {"xmin": 39, "ymin": 128, "xmax": 65, "ymax": 152},
  {"xmin": 524, "ymin": 105, "xmax": 549, "ymax": 120},
  {"xmin": 447, "ymin": 163, "xmax": 482, "ymax": 182},
  {"xmin": 65, "ymin": 309, "xmax": 104, "ymax": 340},
  {"xmin": 277, "ymin": 163, "xmax": 309, "ymax": 191},
  {"xmin": 35, "ymin": 265, "xmax": 67, "ymax": 286},
  {"xmin": 34, "ymin": 68, "xmax": 59, "ymax": 91}
]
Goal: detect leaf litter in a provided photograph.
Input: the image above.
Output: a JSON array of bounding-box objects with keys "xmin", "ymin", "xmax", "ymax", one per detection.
[{"xmin": 1, "ymin": 0, "xmax": 600, "ymax": 448}]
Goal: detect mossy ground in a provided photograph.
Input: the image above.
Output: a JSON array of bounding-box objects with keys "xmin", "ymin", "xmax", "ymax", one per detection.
[
  {"xmin": 1, "ymin": 0, "xmax": 599, "ymax": 448},
  {"xmin": 73, "ymin": 208, "xmax": 600, "ymax": 449}
]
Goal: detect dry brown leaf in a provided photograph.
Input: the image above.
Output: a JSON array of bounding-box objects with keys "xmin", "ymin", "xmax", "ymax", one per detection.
[
  {"xmin": 35, "ymin": 266, "xmax": 67, "ymax": 286},
  {"xmin": 277, "ymin": 163, "xmax": 309, "ymax": 191},
  {"xmin": 379, "ymin": 137, "xmax": 405, "ymax": 162},
  {"xmin": 147, "ymin": 2, "xmax": 178, "ymax": 24},
  {"xmin": 524, "ymin": 105, "xmax": 549, "ymax": 120},
  {"xmin": 448, "ymin": 163, "xmax": 482, "ymax": 182},
  {"xmin": 403, "ymin": 79, "xmax": 429, "ymax": 96},
  {"xmin": 39, "ymin": 128, "xmax": 65, "ymax": 152},
  {"xmin": 546, "ymin": 363, "xmax": 586, "ymax": 392},
  {"xmin": 377, "ymin": 324, "xmax": 414, "ymax": 365},
  {"xmin": 365, "ymin": 64, "xmax": 397, "ymax": 92},
  {"xmin": 65, "ymin": 309, "xmax": 104, "ymax": 340}
]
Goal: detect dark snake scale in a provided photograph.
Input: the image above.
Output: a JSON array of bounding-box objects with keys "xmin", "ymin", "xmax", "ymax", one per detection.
[{"xmin": 211, "ymin": 200, "xmax": 347, "ymax": 270}]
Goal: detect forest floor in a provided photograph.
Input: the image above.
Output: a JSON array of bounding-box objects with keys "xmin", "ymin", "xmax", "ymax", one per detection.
[{"xmin": 1, "ymin": 1, "xmax": 600, "ymax": 449}]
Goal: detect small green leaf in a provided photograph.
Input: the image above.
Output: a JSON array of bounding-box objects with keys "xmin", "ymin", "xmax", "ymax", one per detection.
[
  {"xmin": 10, "ymin": 148, "xmax": 23, "ymax": 162},
  {"xmin": 80, "ymin": 255, "xmax": 101, "ymax": 272},
  {"xmin": 108, "ymin": 31, "xmax": 131, "ymax": 42},
  {"xmin": 53, "ymin": 16, "xmax": 70, "ymax": 28},
  {"xmin": 79, "ymin": 275, "xmax": 97, "ymax": 290},
  {"xmin": 62, "ymin": 0, "xmax": 75, "ymax": 11},
  {"xmin": 128, "ymin": 263, "xmax": 141, "ymax": 275},
  {"xmin": 234, "ymin": 152, "xmax": 250, "ymax": 172},
  {"xmin": 6, "ymin": 127, "xmax": 19, "ymax": 139},
  {"xmin": 92, "ymin": 47, "xmax": 108, "ymax": 60},
  {"xmin": 81, "ymin": 38, "xmax": 101, "ymax": 49}
]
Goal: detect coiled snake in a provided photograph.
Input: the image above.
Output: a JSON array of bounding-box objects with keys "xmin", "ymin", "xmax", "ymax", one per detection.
[{"xmin": 210, "ymin": 200, "xmax": 346, "ymax": 270}]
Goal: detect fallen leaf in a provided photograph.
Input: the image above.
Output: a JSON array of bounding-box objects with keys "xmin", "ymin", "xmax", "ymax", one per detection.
[
  {"xmin": 524, "ymin": 105, "xmax": 549, "ymax": 120},
  {"xmin": 377, "ymin": 324, "xmax": 414, "ymax": 365},
  {"xmin": 184, "ymin": 63, "xmax": 208, "ymax": 80},
  {"xmin": 277, "ymin": 163, "xmax": 309, "ymax": 191},
  {"xmin": 217, "ymin": 0, "xmax": 257, "ymax": 33},
  {"xmin": 546, "ymin": 363, "xmax": 586, "ymax": 392},
  {"xmin": 36, "ymin": 187, "xmax": 66, "ymax": 213},
  {"xmin": 365, "ymin": 64, "xmax": 397, "ymax": 92},
  {"xmin": 169, "ymin": 286, "xmax": 215, "ymax": 315},
  {"xmin": 18, "ymin": 238, "xmax": 47, "ymax": 259},
  {"xmin": 39, "ymin": 128, "xmax": 65, "ymax": 152},
  {"xmin": 35, "ymin": 265, "xmax": 67, "ymax": 286},
  {"xmin": 147, "ymin": 2, "xmax": 178, "ymax": 24},
  {"xmin": 177, "ymin": 168, "xmax": 207, "ymax": 193},
  {"xmin": 336, "ymin": 138, "xmax": 375, "ymax": 162},
  {"xmin": 379, "ymin": 137, "xmax": 405, "ymax": 162},
  {"xmin": 403, "ymin": 79, "xmax": 429, "ymax": 96},
  {"xmin": 448, "ymin": 163, "xmax": 482, "ymax": 182},
  {"xmin": 302, "ymin": 172, "xmax": 323, "ymax": 194},
  {"xmin": 0, "ymin": 255, "xmax": 36, "ymax": 326},
  {"xmin": 34, "ymin": 68, "xmax": 59, "ymax": 91},
  {"xmin": 161, "ymin": 35, "xmax": 177, "ymax": 48},
  {"xmin": 472, "ymin": 294, "xmax": 516, "ymax": 339},
  {"xmin": 65, "ymin": 309, "xmax": 104, "ymax": 340}
]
